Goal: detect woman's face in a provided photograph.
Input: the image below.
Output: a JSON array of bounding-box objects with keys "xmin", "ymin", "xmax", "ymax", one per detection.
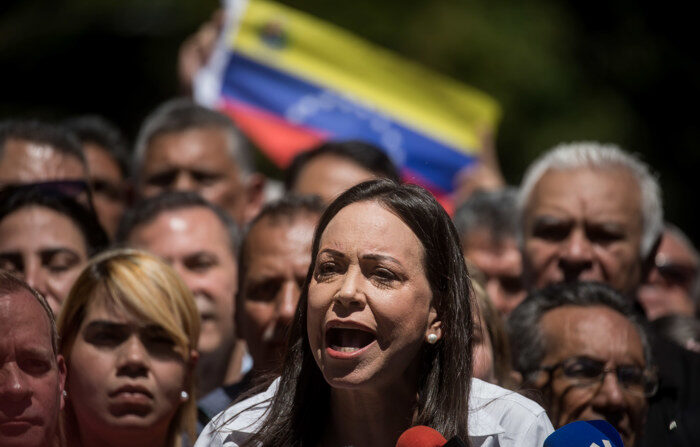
[
  {"xmin": 0, "ymin": 206, "xmax": 88, "ymax": 314},
  {"xmin": 307, "ymin": 201, "xmax": 440, "ymax": 390},
  {"xmin": 66, "ymin": 294, "xmax": 190, "ymax": 441}
]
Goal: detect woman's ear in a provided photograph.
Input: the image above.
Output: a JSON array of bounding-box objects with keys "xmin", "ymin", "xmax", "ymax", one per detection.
[{"xmin": 425, "ymin": 307, "xmax": 443, "ymax": 342}]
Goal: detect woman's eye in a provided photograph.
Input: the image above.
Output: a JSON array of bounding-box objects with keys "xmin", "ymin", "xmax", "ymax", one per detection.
[
  {"xmin": 373, "ymin": 267, "xmax": 397, "ymax": 282},
  {"xmin": 316, "ymin": 261, "xmax": 338, "ymax": 276},
  {"xmin": 147, "ymin": 335, "xmax": 176, "ymax": 348},
  {"xmin": 88, "ymin": 331, "xmax": 124, "ymax": 346},
  {"xmin": 0, "ymin": 254, "xmax": 23, "ymax": 274},
  {"xmin": 45, "ymin": 252, "xmax": 80, "ymax": 273}
]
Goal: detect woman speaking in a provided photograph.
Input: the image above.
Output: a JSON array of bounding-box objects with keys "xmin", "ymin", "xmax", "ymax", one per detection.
[{"xmin": 197, "ymin": 180, "xmax": 552, "ymax": 447}]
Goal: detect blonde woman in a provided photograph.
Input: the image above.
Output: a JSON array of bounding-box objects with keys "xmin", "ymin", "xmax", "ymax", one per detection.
[{"xmin": 57, "ymin": 248, "xmax": 199, "ymax": 447}]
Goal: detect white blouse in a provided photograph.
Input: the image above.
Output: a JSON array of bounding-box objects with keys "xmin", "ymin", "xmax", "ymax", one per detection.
[{"xmin": 194, "ymin": 378, "xmax": 553, "ymax": 447}]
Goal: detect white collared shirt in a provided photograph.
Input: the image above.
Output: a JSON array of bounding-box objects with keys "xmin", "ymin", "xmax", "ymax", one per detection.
[{"xmin": 195, "ymin": 378, "xmax": 553, "ymax": 447}]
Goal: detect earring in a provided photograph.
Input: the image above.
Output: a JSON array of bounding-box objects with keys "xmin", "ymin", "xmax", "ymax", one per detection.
[
  {"xmin": 426, "ymin": 333, "xmax": 438, "ymax": 344},
  {"xmin": 62, "ymin": 390, "xmax": 68, "ymax": 398},
  {"xmin": 180, "ymin": 391, "xmax": 189, "ymax": 402}
]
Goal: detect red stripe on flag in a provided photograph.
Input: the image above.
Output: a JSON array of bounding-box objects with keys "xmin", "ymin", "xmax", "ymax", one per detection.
[
  {"xmin": 219, "ymin": 99, "xmax": 328, "ymax": 167},
  {"xmin": 402, "ymin": 168, "xmax": 454, "ymax": 215}
]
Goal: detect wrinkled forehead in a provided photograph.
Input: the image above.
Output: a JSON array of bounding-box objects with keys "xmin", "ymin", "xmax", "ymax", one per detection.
[
  {"xmin": 0, "ymin": 290, "xmax": 53, "ymax": 343},
  {"xmin": 540, "ymin": 305, "xmax": 645, "ymax": 364},
  {"xmin": 526, "ymin": 167, "xmax": 643, "ymax": 225},
  {"xmin": 142, "ymin": 126, "xmax": 238, "ymax": 168}
]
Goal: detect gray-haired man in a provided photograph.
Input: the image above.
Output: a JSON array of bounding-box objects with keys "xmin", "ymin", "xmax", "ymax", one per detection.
[{"xmin": 133, "ymin": 99, "xmax": 265, "ymax": 225}]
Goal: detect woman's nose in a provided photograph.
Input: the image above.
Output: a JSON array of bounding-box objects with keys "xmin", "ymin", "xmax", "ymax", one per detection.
[
  {"xmin": 116, "ymin": 335, "xmax": 149, "ymax": 377},
  {"xmin": 335, "ymin": 267, "xmax": 365, "ymax": 307}
]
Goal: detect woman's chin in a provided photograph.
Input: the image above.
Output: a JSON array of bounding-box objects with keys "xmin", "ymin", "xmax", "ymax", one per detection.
[{"xmin": 323, "ymin": 372, "xmax": 374, "ymax": 390}]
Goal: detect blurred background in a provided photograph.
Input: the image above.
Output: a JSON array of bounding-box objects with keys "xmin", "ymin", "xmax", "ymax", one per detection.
[{"xmin": 1, "ymin": 0, "xmax": 697, "ymax": 241}]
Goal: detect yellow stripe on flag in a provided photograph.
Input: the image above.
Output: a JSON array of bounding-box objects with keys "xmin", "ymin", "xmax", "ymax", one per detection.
[{"xmin": 227, "ymin": 0, "xmax": 500, "ymax": 154}]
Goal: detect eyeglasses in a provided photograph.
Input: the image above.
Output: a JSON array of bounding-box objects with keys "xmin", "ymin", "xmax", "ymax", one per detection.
[
  {"xmin": 540, "ymin": 356, "xmax": 658, "ymax": 398},
  {"xmin": 655, "ymin": 255, "xmax": 698, "ymax": 290}
]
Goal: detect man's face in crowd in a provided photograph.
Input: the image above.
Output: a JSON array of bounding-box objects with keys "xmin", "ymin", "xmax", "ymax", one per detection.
[
  {"xmin": 140, "ymin": 127, "xmax": 261, "ymax": 224},
  {"xmin": 462, "ymin": 229, "xmax": 526, "ymax": 316},
  {"xmin": 637, "ymin": 229, "xmax": 698, "ymax": 320},
  {"xmin": 291, "ymin": 154, "xmax": 378, "ymax": 204},
  {"xmin": 83, "ymin": 142, "xmax": 127, "ymax": 238},
  {"xmin": 127, "ymin": 207, "xmax": 237, "ymax": 366},
  {"xmin": 533, "ymin": 305, "xmax": 648, "ymax": 447},
  {"xmin": 239, "ymin": 214, "xmax": 317, "ymax": 374},
  {"xmin": 522, "ymin": 167, "xmax": 644, "ymax": 295},
  {"xmin": 0, "ymin": 289, "xmax": 66, "ymax": 447},
  {"xmin": 0, "ymin": 138, "xmax": 86, "ymax": 186}
]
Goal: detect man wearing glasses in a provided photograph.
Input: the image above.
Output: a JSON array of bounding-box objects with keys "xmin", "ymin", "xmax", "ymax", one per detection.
[
  {"xmin": 637, "ymin": 224, "xmax": 699, "ymax": 320},
  {"xmin": 516, "ymin": 142, "xmax": 700, "ymax": 446},
  {"xmin": 508, "ymin": 282, "xmax": 656, "ymax": 447}
]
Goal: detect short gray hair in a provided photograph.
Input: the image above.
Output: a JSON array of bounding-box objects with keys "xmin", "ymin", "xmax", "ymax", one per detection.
[
  {"xmin": 453, "ymin": 187, "xmax": 518, "ymax": 246},
  {"xmin": 518, "ymin": 142, "xmax": 663, "ymax": 258},
  {"xmin": 507, "ymin": 281, "xmax": 653, "ymax": 383},
  {"xmin": 133, "ymin": 98, "xmax": 254, "ymax": 180}
]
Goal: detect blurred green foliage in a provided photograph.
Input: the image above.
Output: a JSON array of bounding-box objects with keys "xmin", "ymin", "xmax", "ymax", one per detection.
[{"xmin": 1, "ymin": 0, "xmax": 697, "ymax": 241}]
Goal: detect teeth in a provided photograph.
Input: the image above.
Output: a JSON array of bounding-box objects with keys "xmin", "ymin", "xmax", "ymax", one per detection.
[
  {"xmin": 327, "ymin": 327, "xmax": 375, "ymax": 351},
  {"xmin": 332, "ymin": 346, "xmax": 360, "ymax": 353}
]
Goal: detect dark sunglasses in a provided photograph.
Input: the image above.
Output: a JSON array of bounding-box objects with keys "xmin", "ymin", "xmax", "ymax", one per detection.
[
  {"xmin": 655, "ymin": 258, "xmax": 698, "ymax": 290},
  {"xmin": 0, "ymin": 180, "xmax": 94, "ymax": 209}
]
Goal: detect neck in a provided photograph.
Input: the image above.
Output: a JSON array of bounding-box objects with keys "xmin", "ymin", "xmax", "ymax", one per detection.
[
  {"xmin": 75, "ymin": 424, "xmax": 172, "ymax": 447},
  {"xmin": 197, "ymin": 338, "xmax": 236, "ymax": 395},
  {"xmin": 223, "ymin": 339, "xmax": 249, "ymax": 384},
  {"xmin": 323, "ymin": 382, "xmax": 417, "ymax": 447}
]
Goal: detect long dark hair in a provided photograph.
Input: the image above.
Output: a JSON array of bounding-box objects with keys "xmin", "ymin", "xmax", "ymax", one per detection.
[{"xmin": 238, "ymin": 179, "xmax": 474, "ymax": 446}]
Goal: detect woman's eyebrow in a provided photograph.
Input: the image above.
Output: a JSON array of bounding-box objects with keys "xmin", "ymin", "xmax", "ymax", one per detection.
[
  {"xmin": 317, "ymin": 248, "xmax": 346, "ymax": 258},
  {"xmin": 84, "ymin": 320, "xmax": 128, "ymax": 331},
  {"xmin": 361, "ymin": 253, "xmax": 401, "ymax": 265}
]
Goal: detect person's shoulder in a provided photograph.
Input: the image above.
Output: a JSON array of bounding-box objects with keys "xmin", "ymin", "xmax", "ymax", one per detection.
[
  {"xmin": 470, "ymin": 378, "xmax": 547, "ymax": 416},
  {"xmin": 469, "ymin": 378, "xmax": 553, "ymax": 447},
  {"xmin": 194, "ymin": 379, "xmax": 279, "ymax": 447}
]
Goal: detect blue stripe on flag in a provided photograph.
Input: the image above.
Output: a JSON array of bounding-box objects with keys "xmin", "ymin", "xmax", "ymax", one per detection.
[{"xmin": 220, "ymin": 53, "xmax": 476, "ymax": 192}]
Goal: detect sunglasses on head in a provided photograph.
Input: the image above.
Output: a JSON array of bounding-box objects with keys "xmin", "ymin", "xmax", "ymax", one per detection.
[{"xmin": 0, "ymin": 180, "xmax": 94, "ymax": 209}]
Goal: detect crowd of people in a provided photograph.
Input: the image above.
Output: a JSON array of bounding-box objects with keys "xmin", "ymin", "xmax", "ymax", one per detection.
[{"xmin": 2, "ymin": 29, "xmax": 700, "ymax": 447}]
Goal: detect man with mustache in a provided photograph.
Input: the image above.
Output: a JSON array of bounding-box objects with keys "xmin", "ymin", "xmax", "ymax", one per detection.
[{"xmin": 508, "ymin": 282, "xmax": 655, "ymax": 447}]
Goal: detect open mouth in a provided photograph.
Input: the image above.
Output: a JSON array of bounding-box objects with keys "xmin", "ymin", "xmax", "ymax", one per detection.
[{"xmin": 326, "ymin": 327, "xmax": 376, "ymax": 353}]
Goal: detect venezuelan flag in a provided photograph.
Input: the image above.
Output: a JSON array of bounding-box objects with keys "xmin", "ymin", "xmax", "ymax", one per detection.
[{"xmin": 196, "ymin": 0, "xmax": 500, "ymax": 203}]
